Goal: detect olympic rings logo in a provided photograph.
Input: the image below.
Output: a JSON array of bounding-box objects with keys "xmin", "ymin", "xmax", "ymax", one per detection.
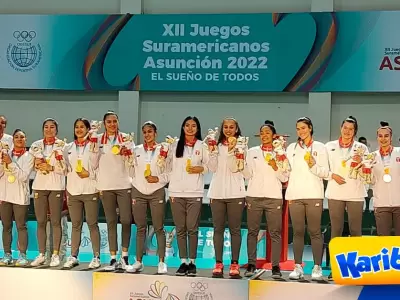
[
  {"xmin": 190, "ymin": 282, "xmax": 208, "ymax": 292},
  {"xmin": 13, "ymin": 31, "xmax": 36, "ymax": 43}
]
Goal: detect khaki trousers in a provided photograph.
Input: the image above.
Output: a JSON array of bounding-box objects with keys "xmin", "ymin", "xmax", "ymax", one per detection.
[
  {"xmin": 210, "ymin": 198, "xmax": 245, "ymax": 262},
  {"xmin": 374, "ymin": 207, "xmax": 400, "ymax": 236},
  {"xmin": 34, "ymin": 190, "xmax": 64, "ymax": 254},
  {"xmin": 132, "ymin": 187, "xmax": 166, "ymax": 260},
  {"xmin": 100, "ymin": 189, "xmax": 132, "ymax": 252},
  {"xmin": 170, "ymin": 197, "xmax": 202, "ymax": 259},
  {"xmin": 0, "ymin": 202, "xmax": 28, "ymax": 253},
  {"xmin": 328, "ymin": 199, "xmax": 364, "ymax": 238},
  {"xmin": 46, "ymin": 216, "xmax": 68, "ymax": 261},
  {"xmin": 246, "ymin": 197, "xmax": 282, "ymax": 266},
  {"xmin": 67, "ymin": 192, "xmax": 100, "ymax": 256},
  {"xmin": 289, "ymin": 199, "xmax": 323, "ymax": 265}
]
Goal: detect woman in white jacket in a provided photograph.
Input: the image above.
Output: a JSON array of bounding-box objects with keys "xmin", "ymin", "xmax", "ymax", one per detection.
[
  {"xmin": 167, "ymin": 116, "xmax": 214, "ymax": 277},
  {"xmin": 29, "ymin": 118, "xmax": 67, "ymax": 267},
  {"xmin": 207, "ymin": 117, "xmax": 245, "ymax": 278},
  {"xmin": 128, "ymin": 121, "xmax": 169, "ymax": 275},
  {"xmin": 242, "ymin": 120, "xmax": 289, "ymax": 279},
  {"xmin": 90, "ymin": 111, "xmax": 134, "ymax": 271},
  {"xmin": 63, "ymin": 118, "xmax": 101, "ymax": 270},
  {"xmin": 286, "ymin": 117, "xmax": 329, "ymax": 281},
  {"xmin": 325, "ymin": 116, "xmax": 367, "ymax": 280},
  {"xmin": 371, "ymin": 121, "xmax": 400, "ymax": 236},
  {"xmin": 0, "ymin": 129, "xmax": 33, "ymax": 266}
]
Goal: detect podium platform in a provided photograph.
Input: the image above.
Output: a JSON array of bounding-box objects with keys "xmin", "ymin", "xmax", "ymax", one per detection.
[{"xmin": 0, "ymin": 266, "xmax": 395, "ymax": 300}]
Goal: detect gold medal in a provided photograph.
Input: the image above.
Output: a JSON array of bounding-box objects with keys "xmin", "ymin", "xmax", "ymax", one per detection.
[
  {"xmin": 144, "ymin": 163, "xmax": 151, "ymax": 177},
  {"xmin": 341, "ymin": 160, "xmax": 347, "ymax": 168},
  {"xmin": 46, "ymin": 158, "xmax": 50, "ymax": 164},
  {"xmin": 383, "ymin": 167, "xmax": 392, "ymax": 183},
  {"xmin": 7, "ymin": 174, "xmax": 16, "ymax": 183},
  {"xmin": 76, "ymin": 159, "xmax": 83, "ymax": 173},
  {"xmin": 111, "ymin": 145, "xmax": 120, "ymax": 155},
  {"xmin": 265, "ymin": 153, "xmax": 272, "ymax": 162},
  {"xmin": 304, "ymin": 151, "xmax": 311, "ymax": 161},
  {"xmin": 186, "ymin": 158, "xmax": 192, "ymax": 172}
]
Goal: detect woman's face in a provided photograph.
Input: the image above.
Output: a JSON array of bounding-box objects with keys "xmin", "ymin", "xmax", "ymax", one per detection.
[
  {"xmin": 296, "ymin": 121, "xmax": 312, "ymax": 140},
  {"xmin": 222, "ymin": 119, "xmax": 237, "ymax": 139},
  {"xmin": 260, "ymin": 126, "xmax": 275, "ymax": 144},
  {"xmin": 104, "ymin": 114, "xmax": 118, "ymax": 134},
  {"xmin": 13, "ymin": 131, "xmax": 26, "ymax": 149},
  {"xmin": 183, "ymin": 119, "xmax": 197, "ymax": 137},
  {"xmin": 341, "ymin": 121, "xmax": 356, "ymax": 140},
  {"xmin": 377, "ymin": 128, "xmax": 391, "ymax": 148},
  {"xmin": 74, "ymin": 121, "xmax": 89, "ymax": 139},
  {"xmin": 142, "ymin": 125, "xmax": 156, "ymax": 144},
  {"xmin": 43, "ymin": 121, "xmax": 57, "ymax": 138}
]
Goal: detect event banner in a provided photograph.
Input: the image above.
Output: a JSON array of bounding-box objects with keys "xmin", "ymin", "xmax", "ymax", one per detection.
[
  {"xmin": 93, "ymin": 272, "xmax": 249, "ymax": 300},
  {"xmin": 0, "ymin": 12, "xmax": 398, "ymax": 92}
]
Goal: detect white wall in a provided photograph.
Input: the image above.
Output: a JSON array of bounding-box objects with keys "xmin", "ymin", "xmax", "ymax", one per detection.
[{"xmin": 1, "ymin": 0, "xmax": 400, "ymax": 145}]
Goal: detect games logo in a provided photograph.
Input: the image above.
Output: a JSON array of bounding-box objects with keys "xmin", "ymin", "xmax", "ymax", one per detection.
[{"xmin": 6, "ymin": 30, "xmax": 42, "ymax": 72}]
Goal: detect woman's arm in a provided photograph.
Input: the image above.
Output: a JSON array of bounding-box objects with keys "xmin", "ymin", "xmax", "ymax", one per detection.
[{"xmin": 9, "ymin": 153, "xmax": 34, "ymax": 182}]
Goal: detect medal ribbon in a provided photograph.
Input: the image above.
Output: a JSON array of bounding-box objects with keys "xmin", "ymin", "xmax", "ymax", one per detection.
[
  {"xmin": 339, "ymin": 137, "xmax": 353, "ymax": 163},
  {"xmin": 380, "ymin": 146, "xmax": 393, "ymax": 173}
]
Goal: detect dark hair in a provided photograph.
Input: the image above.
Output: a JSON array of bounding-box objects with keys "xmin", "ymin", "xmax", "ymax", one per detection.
[
  {"xmin": 341, "ymin": 116, "xmax": 358, "ymax": 135},
  {"xmin": 296, "ymin": 117, "xmax": 314, "ymax": 140},
  {"xmin": 378, "ymin": 121, "xmax": 392, "ymax": 136},
  {"xmin": 260, "ymin": 120, "xmax": 277, "ymax": 135},
  {"xmin": 0, "ymin": 115, "xmax": 7, "ymax": 126},
  {"xmin": 142, "ymin": 121, "xmax": 157, "ymax": 132},
  {"xmin": 358, "ymin": 136, "xmax": 367, "ymax": 142},
  {"xmin": 217, "ymin": 117, "xmax": 242, "ymax": 145},
  {"xmin": 42, "ymin": 118, "xmax": 59, "ymax": 134},
  {"xmin": 13, "ymin": 128, "xmax": 26, "ymax": 136},
  {"xmin": 176, "ymin": 116, "xmax": 202, "ymax": 158},
  {"xmin": 103, "ymin": 110, "xmax": 119, "ymax": 123},
  {"xmin": 73, "ymin": 118, "xmax": 91, "ymax": 140}
]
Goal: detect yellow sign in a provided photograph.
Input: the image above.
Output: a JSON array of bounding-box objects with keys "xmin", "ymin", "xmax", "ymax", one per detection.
[{"xmin": 330, "ymin": 236, "xmax": 400, "ymax": 285}]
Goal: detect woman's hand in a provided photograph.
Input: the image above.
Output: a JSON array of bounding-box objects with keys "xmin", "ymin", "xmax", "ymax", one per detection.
[
  {"xmin": 76, "ymin": 167, "xmax": 89, "ymax": 179},
  {"xmin": 307, "ymin": 156, "xmax": 316, "ymax": 168},
  {"xmin": 37, "ymin": 163, "xmax": 52, "ymax": 172},
  {"xmin": 332, "ymin": 173, "xmax": 346, "ymax": 185},
  {"xmin": 146, "ymin": 176, "xmax": 159, "ymax": 183},
  {"xmin": 2, "ymin": 153, "xmax": 12, "ymax": 164},
  {"xmin": 188, "ymin": 166, "xmax": 204, "ymax": 174},
  {"xmin": 268, "ymin": 159, "xmax": 278, "ymax": 171}
]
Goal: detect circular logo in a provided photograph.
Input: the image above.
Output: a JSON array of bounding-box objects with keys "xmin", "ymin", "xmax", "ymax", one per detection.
[{"xmin": 7, "ymin": 30, "xmax": 42, "ymax": 72}]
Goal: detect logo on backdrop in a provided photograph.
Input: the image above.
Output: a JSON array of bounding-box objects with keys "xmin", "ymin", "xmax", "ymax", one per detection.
[
  {"xmin": 185, "ymin": 281, "xmax": 213, "ymax": 300},
  {"xmin": 100, "ymin": 229, "xmax": 108, "ymax": 249},
  {"xmin": 6, "ymin": 30, "xmax": 42, "ymax": 72}
]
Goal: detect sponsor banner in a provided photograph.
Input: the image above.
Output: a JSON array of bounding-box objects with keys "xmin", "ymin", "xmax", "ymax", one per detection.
[
  {"xmin": 1, "ymin": 12, "xmax": 400, "ymax": 92},
  {"xmin": 248, "ymin": 280, "xmax": 400, "ymax": 299},
  {"xmin": 93, "ymin": 272, "xmax": 249, "ymax": 300},
  {"xmin": 0, "ymin": 267, "xmax": 92, "ymax": 300},
  {"xmin": 330, "ymin": 236, "xmax": 400, "ymax": 285}
]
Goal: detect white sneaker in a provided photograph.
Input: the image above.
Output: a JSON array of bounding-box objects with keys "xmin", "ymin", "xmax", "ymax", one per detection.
[
  {"xmin": 289, "ymin": 264, "xmax": 304, "ymax": 280},
  {"xmin": 157, "ymin": 262, "xmax": 168, "ymax": 274},
  {"xmin": 126, "ymin": 261, "xmax": 144, "ymax": 273},
  {"xmin": 49, "ymin": 254, "xmax": 61, "ymax": 267},
  {"xmin": 311, "ymin": 265, "xmax": 323, "ymax": 281},
  {"xmin": 104, "ymin": 259, "xmax": 118, "ymax": 271},
  {"xmin": 88, "ymin": 257, "xmax": 101, "ymax": 269},
  {"xmin": 118, "ymin": 256, "xmax": 128, "ymax": 270},
  {"xmin": 63, "ymin": 256, "xmax": 79, "ymax": 269},
  {"xmin": 30, "ymin": 254, "xmax": 46, "ymax": 267}
]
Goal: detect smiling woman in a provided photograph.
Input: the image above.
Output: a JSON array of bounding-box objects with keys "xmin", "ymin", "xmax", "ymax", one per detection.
[{"xmin": 63, "ymin": 118, "xmax": 101, "ymax": 270}]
